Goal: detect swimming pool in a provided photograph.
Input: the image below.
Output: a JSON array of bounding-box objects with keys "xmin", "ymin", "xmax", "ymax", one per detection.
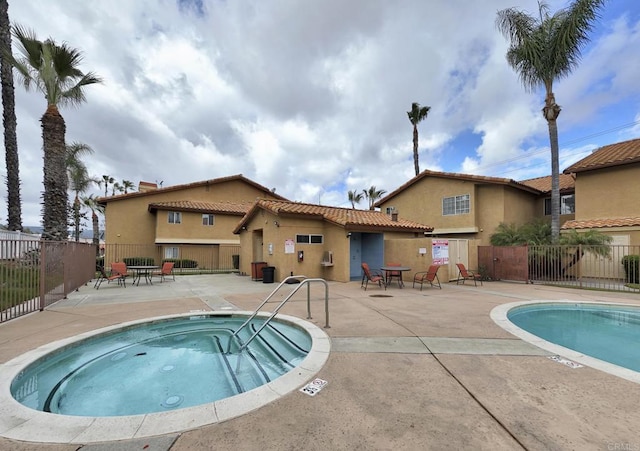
[
  {"xmin": 491, "ymin": 301, "xmax": 640, "ymax": 384},
  {"xmin": 0, "ymin": 312, "xmax": 330, "ymax": 443}
]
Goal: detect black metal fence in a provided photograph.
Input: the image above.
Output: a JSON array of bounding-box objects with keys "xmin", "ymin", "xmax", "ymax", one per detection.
[
  {"xmin": 1, "ymin": 239, "xmax": 96, "ymax": 323},
  {"xmin": 101, "ymin": 243, "xmax": 241, "ymax": 274},
  {"xmin": 480, "ymin": 244, "xmax": 640, "ymax": 292}
]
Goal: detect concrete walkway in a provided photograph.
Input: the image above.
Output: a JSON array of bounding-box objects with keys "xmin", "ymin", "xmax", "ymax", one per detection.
[{"xmin": 1, "ymin": 274, "xmax": 639, "ymax": 450}]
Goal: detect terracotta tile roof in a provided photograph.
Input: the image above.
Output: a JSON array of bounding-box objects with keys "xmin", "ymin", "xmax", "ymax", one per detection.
[
  {"xmin": 148, "ymin": 200, "xmax": 253, "ymax": 215},
  {"xmin": 234, "ymin": 199, "xmax": 433, "ymax": 233},
  {"xmin": 97, "ymin": 174, "xmax": 287, "ymax": 204},
  {"xmin": 562, "ymin": 217, "xmax": 640, "ymax": 229},
  {"xmin": 519, "ymin": 174, "xmax": 575, "ymax": 193},
  {"xmin": 563, "ymin": 137, "xmax": 640, "ymax": 174},
  {"xmin": 376, "ymin": 169, "xmax": 541, "ymax": 206}
]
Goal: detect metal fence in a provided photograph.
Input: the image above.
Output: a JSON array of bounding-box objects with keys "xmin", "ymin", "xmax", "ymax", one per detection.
[
  {"xmin": 1, "ymin": 239, "xmax": 96, "ymax": 323},
  {"xmin": 528, "ymin": 244, "xmax": 640, "ymax": 292},
  {"xmin": 101, "ymin": 243, "xmax": 241, "ymax": 274},
  {"xmin": 479, "ymin": 244, "xmax": 640, "ymax": 292}
]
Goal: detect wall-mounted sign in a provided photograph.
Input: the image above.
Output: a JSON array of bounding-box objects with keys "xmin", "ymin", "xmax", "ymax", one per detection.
[
  {"xmin": 432, "ymin": 239, "xmax": 449, "ymax": 265},
  {"xmin": 284, "ymin": 239, "xmax": 295, "ymax": 254}
]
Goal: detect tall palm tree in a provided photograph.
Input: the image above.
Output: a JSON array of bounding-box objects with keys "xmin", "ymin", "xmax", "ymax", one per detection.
[
  {"xmin": 347, "ymin": 190, "xmax": 363, "ymax": 209},
  {"xmin": 66, "ymin": 142, "xmax": 98, "ymax": 241},
  {"xmin": 122, "ymin": 180, "xmax": 134, "ymax": 194},
  {"xmin": 112, "ymin": 182, "xmax": 123, "ymax": 196},
  {"xmin": 496, "ymin": 0, "xmax": 605, "ymax": 241},
  {"xmin": 101, "ymin": 175, "xmax": 114, "ymax": 197},
  {"xmin": 7, "ymin": 24, "xmax": 102, "ymax": 240},
  {"xmin": 82, "ymin": 194, "xmax": 103, "ymax": 256},
  {"xmin": 0, "ymin": 0, "xmax": 21, "ymax": 231},
  {"xmin": 407, "ymin": 102, "xmax": 430, "ymax": 177},
  {"xmin": 363, "ymin": 186, "xmax": 386, "ymax": 210}
]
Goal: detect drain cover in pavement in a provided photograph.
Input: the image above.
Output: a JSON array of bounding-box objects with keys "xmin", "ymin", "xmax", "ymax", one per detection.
[{"xmin": 369, "ymin": 294, "xmax": 393, "ymax": 297}]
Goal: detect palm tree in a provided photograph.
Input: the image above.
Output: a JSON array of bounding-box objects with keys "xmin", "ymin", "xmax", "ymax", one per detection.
[
  {"xmin": 496, "ymin": 0, "xmax": 605, "ymax": 241},
  {"xmin": 101, "ymin": 175, "xmax": 114, "ymax": 197},
  {"xmin": 0, "ymin": 0, "xmax": 21, "ymax": 231},
  {"xmin": 7, "ymin": 25, "xmax": 102, "ymax": 240},
  {"xmin": 347, "ymin": 190, "xmax": 363, "ymax": 209},
  {"xmin": 66, "ymin": 142, "xmax": 98, "ymax": 241},
  {"xmin": 82, "ymin": 194, "xmax": 103, "ymax": 256},
  {"xmin": 407, "ymin": 102, "xmax": 431, "ymax": 176},
  {"xmin": 363, "ymin": 186, "xmax": 387, "ymax": 210},
  {"xmin": 122, "ymin": 180, "xmax": 134, "ymax": 194},
  {"xmin": 112, "ymin": 182, "xmax": 123, "ymax": 196}
]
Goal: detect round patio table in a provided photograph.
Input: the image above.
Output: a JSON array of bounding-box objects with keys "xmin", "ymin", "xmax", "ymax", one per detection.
[{"xmin": 380, "ymin": 266, "xmax": 411, "ymax": 288}]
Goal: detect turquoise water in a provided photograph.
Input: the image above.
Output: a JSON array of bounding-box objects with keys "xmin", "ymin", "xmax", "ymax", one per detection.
[
  {"xmin": 10, "ymin": 315, "xmax": 311, "ymax": 417},
  {"xmin": 508, "ymin": 303, "xmax": 640, "ymax": 372}
]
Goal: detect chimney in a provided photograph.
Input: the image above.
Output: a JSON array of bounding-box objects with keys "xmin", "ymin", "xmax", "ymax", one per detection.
[
  {"xmin": 391, "ymin": 211, "xmax": 398, "ymax": 222},
  {"xmin": 138, "ymin": 181, "xmax": 158, "ymax": 193}
]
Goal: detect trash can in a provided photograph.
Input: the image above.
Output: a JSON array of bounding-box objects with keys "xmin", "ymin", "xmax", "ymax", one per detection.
[{"xmin": 262, "ymin": 266, "xmax": 275, "ymax": 284}]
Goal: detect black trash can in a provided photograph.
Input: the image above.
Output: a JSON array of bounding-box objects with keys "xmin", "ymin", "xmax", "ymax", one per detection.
[{"xmin": 262, "ymin": 266, "xmax": 275, "ymax": 284}]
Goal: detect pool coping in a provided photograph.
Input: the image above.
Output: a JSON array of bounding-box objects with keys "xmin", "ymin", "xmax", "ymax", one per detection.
[
  {"xmin": 0, "ymin": 311, "xmax": 330, "ymax": 444},
  {"xmin": 491, "ymin": 299, "xmax": 640, "ymax": 385}
]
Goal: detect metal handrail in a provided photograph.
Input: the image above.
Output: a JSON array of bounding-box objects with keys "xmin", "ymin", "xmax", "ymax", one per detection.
[{"xmin": 225, "ymin": 276, "xmax": 329, "ymax": 354}]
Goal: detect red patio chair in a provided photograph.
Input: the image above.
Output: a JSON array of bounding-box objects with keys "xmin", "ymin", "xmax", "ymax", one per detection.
[
  {"xmin": 152, "ymin": 261, "xmax": 175, "ymax": 283},
  {"xmin": 412, "ymin": 265, "xmax": 442, "ymax": 290},
  {"xmin": 385, "ymin": 262, "xmax": 403, "ymax": 287},
  {"xmin": 361, "ymin": 263, "xmax": 386, "ymax": 291},
  {"xmin": 456, "ymin": 263, "xmax": 483, "ymax": 286},
  {"xmin": 94, "ymin": 263, "xmax": 127, "ymax": 289}
]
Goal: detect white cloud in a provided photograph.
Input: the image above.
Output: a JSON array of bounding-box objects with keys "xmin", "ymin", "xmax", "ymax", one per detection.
[{"xmin": 2, "ymin": 0, "xmax": 639, "ymax": 226}]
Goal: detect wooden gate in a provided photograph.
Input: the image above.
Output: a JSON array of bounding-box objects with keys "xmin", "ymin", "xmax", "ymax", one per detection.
[{"xmin": 478, "ymin": 246, "xmax": 529, "ymax": 282}]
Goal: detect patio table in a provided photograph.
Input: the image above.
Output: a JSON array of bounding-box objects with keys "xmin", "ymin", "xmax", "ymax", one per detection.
[
  {"xmin": 129, "ymin": 265, "xmax": 160, "ymax": 286},
  {"xmin": 380, "ymin": 266, "xmax": 411, "ymax": 288}
]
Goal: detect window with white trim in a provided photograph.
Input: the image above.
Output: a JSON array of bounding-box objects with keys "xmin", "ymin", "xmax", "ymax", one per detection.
[
  {"xmin": 442, "ymin": 194, "xmax": 470, "ymax": 216},
  {"xmin": 544, "ymin": 194, "xmax": 575, "ymax": 215},
  {"xmin": 385, "ymin": 206, "xmax": 395, "ymax": 215},
  {"xmin": 202, "ymin": 214, "xmax": 215, "ymax": 226},
  {"xmin": 164, "ymin": 247, "xmax": 179, "ymax": 259},
  {"xmin": 168, "ymin": 211, "xmax": 182, "ymax": 224},
  {"xmin": 296, "ymin": 234, "xmax": 323, "ymax": 244}
]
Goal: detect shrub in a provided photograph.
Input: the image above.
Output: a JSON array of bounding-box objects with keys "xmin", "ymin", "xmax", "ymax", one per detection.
[
  {"xmin": 123, "ymin": 257, "xmax": 156, "ymax": 266},
  {"xmin": 621, "ymin": 255, "xmax": 640, "ymax": 284},
  {"xmin": 163, "ymin": 258, "xmax": 197, "ymax": 269}
]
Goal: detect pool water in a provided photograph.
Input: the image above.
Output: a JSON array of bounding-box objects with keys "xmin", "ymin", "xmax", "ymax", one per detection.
[
  {"xmin": 507, "ymin": 303, "xmax": 640, "ymax": 372},
  {"xmin": 11, "ymin": 315, "xmax": 311, "ymax": 417}
]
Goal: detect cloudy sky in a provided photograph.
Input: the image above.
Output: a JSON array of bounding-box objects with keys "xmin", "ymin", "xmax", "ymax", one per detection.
[{"xmin": 2, "ymin": 0, "xmax": 640, "ymax": 227}]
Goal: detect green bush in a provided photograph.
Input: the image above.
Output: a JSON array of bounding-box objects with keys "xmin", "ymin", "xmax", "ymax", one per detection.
[
  {"xmin": 123, "ymin": 257, "xmax": 156, "ymax": 266},
  {"xmin": 621, "ymin": 255, "xmax": 640, "ymax": 284},
  {"xmin": 163, "ymin": 258, "xmax": 198, "ymax": 269}
]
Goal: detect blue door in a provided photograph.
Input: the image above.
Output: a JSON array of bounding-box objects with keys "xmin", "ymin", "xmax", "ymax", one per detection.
[{"xmin": 349, "ymin": 232, "xmax": 384, "ymax": 280}]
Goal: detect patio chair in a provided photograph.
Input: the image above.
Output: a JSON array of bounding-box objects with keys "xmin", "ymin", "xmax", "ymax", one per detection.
[
  {"xmin": 384, "ymin": 262, "xmax": 403, "ymax": 287},
  {"xmin": 152, "ymin": 261, "xmax": 175, "ymax": 283},
  {"xmin": 361, "ymin": 263, "xmax": 386, "ymax": 291},
  {"xmin": 456, "ymin": 263, "xmax": 483, "ymax": 286},
  {"xmin": 94, "ymin": 264, "xmax": 127, "ymax": 289},
  {"xmin": 412, "ymin": 264, "xmax": 442, "ymax": 290}
]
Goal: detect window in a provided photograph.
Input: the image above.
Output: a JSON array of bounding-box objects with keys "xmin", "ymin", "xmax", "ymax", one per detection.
[
  {"xmin": 164, "ymin": 247, "xmax": 179, "ymax": 259},
  {"xmin": 296, "ymin": 234, "xmax": 323, "ymax": 244},
  {"xmin": 202, "ymin": 214, "xmax": 215, "ymax": 226},
  {"xmin": 442, "ymin": 194, "xmax": 470, "ymax": 216},
  {"xmin": 544, "ymin": 194, "xmax": 575, "ymax": 215},
  {"xmin": 385, "ymin": 207, "xmax": 395, "ymax": 215},
  {"xmin": 168, "ymin": 211, "xmax": 182, "ymax": 224}
]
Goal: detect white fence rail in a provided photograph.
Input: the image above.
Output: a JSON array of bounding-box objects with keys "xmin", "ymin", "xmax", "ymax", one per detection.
[{"xmin": 0, "ymin": 230, "xmax": 41, "ymax": 260}]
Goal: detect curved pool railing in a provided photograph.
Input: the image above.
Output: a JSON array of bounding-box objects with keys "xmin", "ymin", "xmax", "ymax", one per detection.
[{"xmin": 226, "ymin": 276, "xmax": 329, "ymax": 354}]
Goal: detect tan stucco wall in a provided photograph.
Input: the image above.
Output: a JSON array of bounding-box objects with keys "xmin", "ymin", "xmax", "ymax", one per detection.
[
  {"xmin": 574, "ymin": 165, "xmax": 640, "ymax": 220},
  {"xmin": 104, "ymin": 180, "xmax": 275, "ymax": 245},
  {"xmin": 238, "ymin": 211, "xmax": 351, "ymax": 282},
  {"xmin": 379, "ymin": 178, "xmax": 538, "ymax": 245},
  {"xmin": 155, "ymin": 212, "xmax": 242, "ymax": 243}
]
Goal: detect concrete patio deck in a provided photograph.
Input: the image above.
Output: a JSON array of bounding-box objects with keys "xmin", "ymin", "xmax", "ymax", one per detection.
[{"xmin": 1, "ymin": 274, "xmax": 639, "ymax": 450}]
